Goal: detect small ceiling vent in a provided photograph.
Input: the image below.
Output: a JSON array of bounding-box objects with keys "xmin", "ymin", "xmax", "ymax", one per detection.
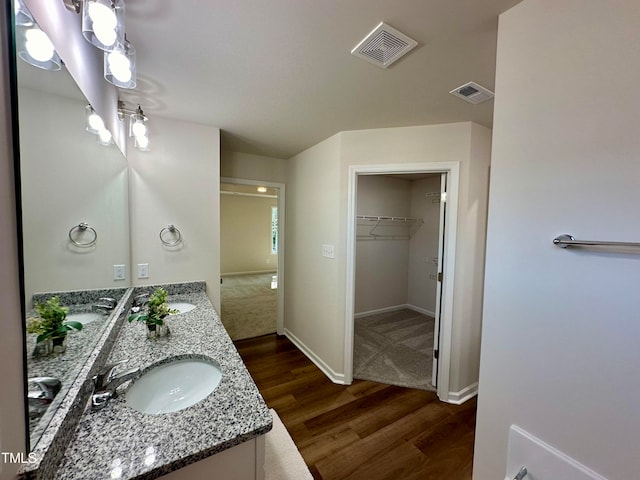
[
  {"xmin": 351, "ymin": 22, "xmax": 418, "ymax": 69},
  {"xmin": 449, "ymin": 81, "xmax": 494, "ymax": 104}
]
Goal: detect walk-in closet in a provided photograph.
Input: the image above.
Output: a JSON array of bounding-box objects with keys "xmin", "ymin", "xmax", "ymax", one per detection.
[{"xmin": 353, "ymin": 173, "xmax": 443, "ymax": 391}]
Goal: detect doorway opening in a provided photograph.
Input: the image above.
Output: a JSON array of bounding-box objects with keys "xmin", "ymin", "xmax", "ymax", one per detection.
[
  {"xmin": 345, "ymin": 162, "xmax": 459, "ymax": 402},
  {"xmin": 220, "ymin": 178, "xmax": 285, "ymax": 339}
]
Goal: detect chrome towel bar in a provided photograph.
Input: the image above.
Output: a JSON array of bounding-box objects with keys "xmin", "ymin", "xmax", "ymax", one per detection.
[{"xmin": 553, "ymin": 234, "xmax": 640, "ymax": 250}]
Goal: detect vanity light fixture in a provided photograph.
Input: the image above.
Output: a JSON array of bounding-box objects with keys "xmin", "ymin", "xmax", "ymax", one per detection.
[
  {"xmin": 64, "ymin": 0, "xmax": 138, "ymax": 89},
  {"xmin": 257, "ymin": 187, "xmax": 268, "ymax": 193},
  {"xmin": 104, "ymin": 37, "xmax": 136, "ymax": 89},
  {"xmin": 119, "ymin": 102, "xmax": 151, "ymax": 152},
  {"xmin": 14, "ymin": 2, "xmax": 62, "ymax": 71},
  {"xmin": 81, "ymin": 0, "xmax": 125, "ymax": 52}
]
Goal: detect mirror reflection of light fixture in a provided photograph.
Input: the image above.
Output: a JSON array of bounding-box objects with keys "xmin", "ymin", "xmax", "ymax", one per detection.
[
  {"xmin": 14, "ymin": 0, "xmax": 35, "ymax": 27},
  {"xmin": 85, "ymin": 104, "xmax": 113, "ymax": 146},
  {"xmin": 81, "ymin": 0, "xmax": 125, "ymax": 52},
  {"xmin": 119, "ymin": 102, "xmax": 151, "ymax": 152},
  {"xmin": 257, "ymin": 187, "xmax": 268, "ymax": 193},
  {"xmin": 14, "ymin": 2, "xmax": 62, "ymax": 71},
  {"xmin": 85, "ymin": 105, "xmax": 105, "ymax": 134},
  {"xmin": 104, "ymin": 37, "xmax": 136, "ymax": 89}
]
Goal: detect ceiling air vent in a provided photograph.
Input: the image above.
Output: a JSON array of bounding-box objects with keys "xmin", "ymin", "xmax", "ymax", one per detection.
[
  {"xmin": 449, "ymin": 81, "xmax": 494, "ymax": 104},
  {"xmin": 351, "ymin": 22, "xmax": 418, "ymax": 69}
]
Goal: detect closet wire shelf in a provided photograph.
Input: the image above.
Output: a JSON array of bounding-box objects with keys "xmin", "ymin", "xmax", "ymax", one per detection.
[{"xmin": 356, "ymin": 215, "xmax": 424, "ymax": 240}]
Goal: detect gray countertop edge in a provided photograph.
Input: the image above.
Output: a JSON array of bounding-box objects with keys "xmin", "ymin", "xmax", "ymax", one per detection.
[{"xmin": 51, "ymin": 283, "xmax": 272, "ymax": 480}]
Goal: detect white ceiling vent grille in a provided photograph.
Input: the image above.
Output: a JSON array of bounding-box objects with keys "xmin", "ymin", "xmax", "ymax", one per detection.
[
  {"xmin": 449, "ymin": 81, "xmax": 494, "ymax": 104},
  {"xmin": 351, "ymin": 22, "xmax": 418, "ymax": 69}
]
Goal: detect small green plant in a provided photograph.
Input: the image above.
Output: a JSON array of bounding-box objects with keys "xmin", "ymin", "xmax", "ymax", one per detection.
[
  {"xmin": 26, "ymin": 296, "xmax": 83, "ymax": 343},
  {"xmin": 128, "ymin": 287, "xmax": 177, "ymax": 328}
]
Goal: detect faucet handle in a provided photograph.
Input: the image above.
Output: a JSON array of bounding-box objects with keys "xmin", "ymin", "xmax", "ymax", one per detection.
[{"xmin": 94, "ymin": 359, "xmax": 128, "ymax": 391}]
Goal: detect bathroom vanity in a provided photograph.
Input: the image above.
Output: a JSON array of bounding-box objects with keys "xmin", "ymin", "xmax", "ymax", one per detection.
[{"xmin": 21, "ymin": 282, "xmax": 272, "ymax": 480}]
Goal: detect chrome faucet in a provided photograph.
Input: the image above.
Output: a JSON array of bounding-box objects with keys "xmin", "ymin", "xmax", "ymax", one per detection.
[
  {"xmin": 28, "ymin": 377, "xmax": 62, "ymax": 417},
  {"xmin": 91, "ymin": 359, "xmax": 140, "ymax": 410},
  {"xmin": 131, "ymin": 293, "xmax": 150, "ymax": 313},
  {"xmin": 92, "ymin": 297, "xmax": 117, "ymax": 314}
]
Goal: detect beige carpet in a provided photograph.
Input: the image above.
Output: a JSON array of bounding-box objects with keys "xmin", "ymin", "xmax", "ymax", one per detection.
[
  {"xmin": 221, "ymin": 273, "xmax": 277, "ymax": 340},
  {"xmin": 265, "ymin": 409, "xmax": 313, "ymax": 480},
  {"xmin": 353, "ymin": 308, "xmax": 436, "ymax": 391}
]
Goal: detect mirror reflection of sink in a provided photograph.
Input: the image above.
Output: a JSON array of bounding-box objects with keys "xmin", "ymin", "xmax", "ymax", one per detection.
[
  {"xmin": 67, "ymin": 312, "xmax": 103, "ymax": 325},
  {"xmin": 126, "ymin": 358, "xmax": 222, "ymax": 415},
  {"xmin": 167, "ymin": 302, "xmax": 196, "ymax": 314}
]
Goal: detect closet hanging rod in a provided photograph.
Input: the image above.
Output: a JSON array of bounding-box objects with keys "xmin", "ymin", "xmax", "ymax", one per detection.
[
  {"xmin": 356, "ymin": 215, "xmax": 422, "ymax": 222},
  {"xmin": 553, "ymin": 234, "xmax": 640, "ymax": 250}
]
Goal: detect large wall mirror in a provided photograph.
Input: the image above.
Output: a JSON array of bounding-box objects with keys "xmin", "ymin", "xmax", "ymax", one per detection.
[{"xmin": 16, "ymin": 58, "xmax": 130, "ymax": 449}]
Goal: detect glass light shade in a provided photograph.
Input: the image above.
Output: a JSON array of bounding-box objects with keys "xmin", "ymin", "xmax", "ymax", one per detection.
[
  {"xmin": 97, "ymin": 127, "xmax": 113, "ymax": 146},
  {"xmin": 14, "ymin": 0, "xmax": 34, "ymax": 27},
  {"xmin": 129, "ymin": 109, "xmax": 148, "ymax": 138},
  {"xmin": 134, "ymin": 133, "xmax": 150, "ymax": 151},
  {"xmin": 85, "ymin": 105, "xmax": 105, "ymax": 134},
  {"xmin": 104, "ymin": 40, "xmax": 136, "ymax": 89},
  {"xmin": 17, "ymin": 26, "xmax": 62, "ymax": 71},
  {"xmin": 82, "ymin": 0, "xmax": 124, "ymax": 51}
]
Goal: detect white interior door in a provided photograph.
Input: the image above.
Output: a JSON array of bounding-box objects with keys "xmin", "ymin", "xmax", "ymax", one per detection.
[{"xmin": 431, "ymin": 172, "xmax": 447, "ymax": 387}]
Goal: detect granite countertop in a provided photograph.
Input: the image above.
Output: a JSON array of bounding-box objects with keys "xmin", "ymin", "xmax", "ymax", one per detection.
[{"xmin": 53, "ymin": 286, "xmax": 272, "ymax": 480}]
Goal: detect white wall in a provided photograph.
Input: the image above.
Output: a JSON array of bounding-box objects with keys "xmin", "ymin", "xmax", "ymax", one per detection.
[
  {"xmin": 408, "ymin": 175, "xmax": 441, "ymax": 314},
  {"xmin": 286, "ymin": 122, "xmax": 491, "ymax": 393},
  {"xmin": 220, "ymin": 194, "xmax": 277, "ymax": 274},
  {"xmin": 474, "ymin": 1, "xmax": 640, "ymax": 479},
  {"xmin": 0, "ymin": 5, "xmax": 26, "ymax": 477},
  {"xmin": 355, "ymin": 175, "xmax": 411, "ymax": 313},
  {"xmin": 285, "ymin": 134, "xmax": 345, "ymax": 379},
  {"xmin": 129, "ymin": 116, "xmax": 221, "ymax": 309},
  {"xmin": 19, "ymin": 88, "xmax": 129, "ymax": 305},
  {"xmin": 220, "ymin": 151, "xmax": 287, "ymax": 184}
]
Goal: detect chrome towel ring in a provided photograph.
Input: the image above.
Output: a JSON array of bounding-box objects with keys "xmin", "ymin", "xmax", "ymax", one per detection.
[
  {"xmin": 159, "ymin": 224, "xmax": 182, "ymax": 246},
  {"xmin": 68, "ymin": 222, "xmax": 97, "ymax": 247}
]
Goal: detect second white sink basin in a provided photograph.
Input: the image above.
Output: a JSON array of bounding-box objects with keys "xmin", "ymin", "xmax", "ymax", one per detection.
[
  {"xmin": 126, "ymin": 358, "xmax": 222, "ymax": 415},
  {"xmin": 167, "ymin": 302, "xmax": 196, "ymax": 314}
]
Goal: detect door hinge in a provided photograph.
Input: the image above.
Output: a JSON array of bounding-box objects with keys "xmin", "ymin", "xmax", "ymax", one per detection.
[
  {"xmin": 434, "ymin": 349, "xmax": 439, "ymax": 359},
  {"xmin": 437, "ymin": 272, "xmax": 443, "ymax": 282}
]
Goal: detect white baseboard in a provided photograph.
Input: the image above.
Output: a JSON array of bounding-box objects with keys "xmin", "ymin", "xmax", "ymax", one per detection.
[
  {"xmin": 284, "ymin": 328, "xmax": 347, "ymax": 385},
  {"xmin": 354, "ymin": 303, "xmax": 435, "ymax": 319},
  {"xmin": 406, "ymin": 304, "xmax": 435, "ymax": 318},
  {"xmin": 447, "ymin": 382, "xmax": 478, "ymax": 405},
  {"xmin": 222, "ymin": 270, "xmax": 277, "ymax": 277}
]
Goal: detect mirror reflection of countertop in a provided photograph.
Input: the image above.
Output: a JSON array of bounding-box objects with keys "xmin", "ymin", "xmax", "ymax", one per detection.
[{"xmin": 52, "ymin": 285, "xmax": 272, "ymax": 480}]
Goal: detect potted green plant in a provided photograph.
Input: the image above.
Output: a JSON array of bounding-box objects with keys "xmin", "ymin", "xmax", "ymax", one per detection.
[
  {"xmin": 128, "ymin": 287, "xmax": 177, "ymax": 338},
  {"xmin": 26, "ymin": 296, "xmax": 83, "ymax": 356}
]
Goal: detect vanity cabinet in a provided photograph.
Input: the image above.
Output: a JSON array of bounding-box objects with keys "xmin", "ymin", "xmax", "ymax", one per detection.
[{"xmin": 160, "ymin": 436, "xmax": 265, "ymax": 480}]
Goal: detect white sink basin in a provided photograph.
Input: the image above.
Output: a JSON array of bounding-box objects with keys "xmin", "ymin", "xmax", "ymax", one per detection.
[
  {"xmin": 126, "ymin": 358, "xmax": 222, "ymax": 414},
  {"xmin": 67, "ymin": 312, "xmax": 103, "ymax": 325},
  {"xmin": 167, "ymin": 302, "xmax": 196, "ymax": 314}
]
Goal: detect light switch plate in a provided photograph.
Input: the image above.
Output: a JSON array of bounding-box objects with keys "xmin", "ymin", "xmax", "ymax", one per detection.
[
  {"xmin": 113, "ymin": 264, "xmax": 126, "ymax": 280},
  {"xmin": 322, "ymin": 244, "xmax": 335, "ymax": 259},
  {"xmin": 137, "ymin": 263, "xmax": 149, "ymax": 279}
]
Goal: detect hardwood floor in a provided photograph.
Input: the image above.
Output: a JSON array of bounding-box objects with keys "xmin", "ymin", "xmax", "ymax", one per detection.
[{"xmin": 235, "ymin": 334, "xmax": 477, "ymax": 480}]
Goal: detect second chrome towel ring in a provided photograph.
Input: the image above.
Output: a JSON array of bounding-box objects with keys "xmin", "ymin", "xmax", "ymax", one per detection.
[
  {"xmin": 159, "ymin": 224, "xmax": 182, "ymax": 246},
  {"xmin": 68, "ymin": 222, "xmax": 97, "ymax": 247}
]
